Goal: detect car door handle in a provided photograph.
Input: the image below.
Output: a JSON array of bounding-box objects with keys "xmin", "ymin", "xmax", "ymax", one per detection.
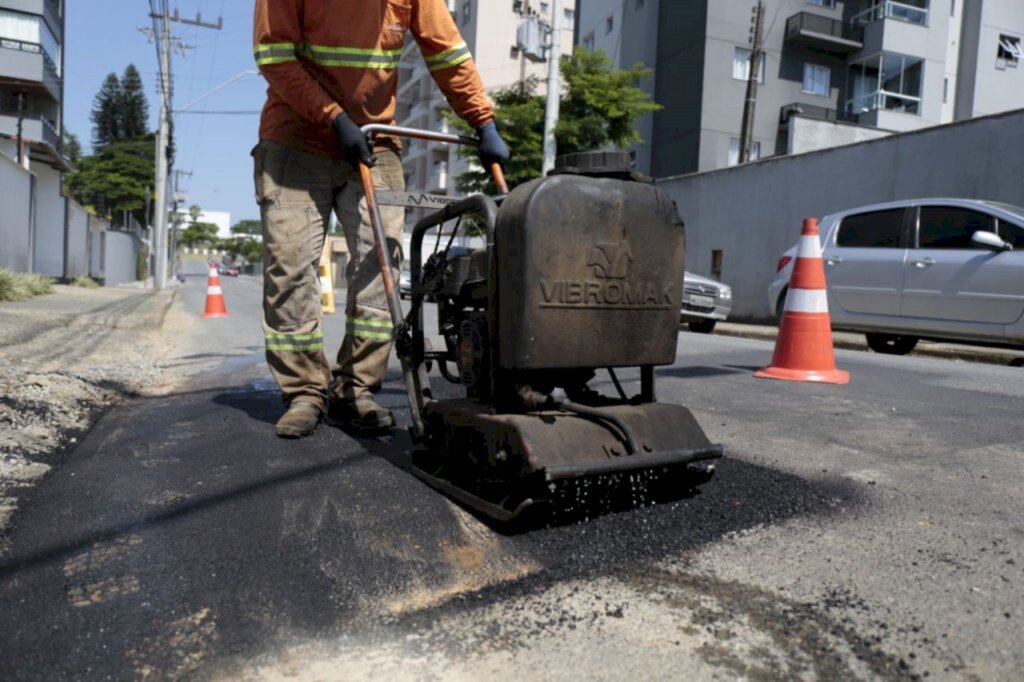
[
  {"xmin": 825, "ymin": 257, "xmax": 843, "ymax": 266},
  {"xmin": 913, "ymin": 257, "xmax": 936, "ymax": 268}
]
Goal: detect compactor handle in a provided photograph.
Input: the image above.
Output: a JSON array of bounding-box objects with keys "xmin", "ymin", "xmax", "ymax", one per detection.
[{"xmin": 359, "ymin": 124, "xmax": 509, "ymax": 194}]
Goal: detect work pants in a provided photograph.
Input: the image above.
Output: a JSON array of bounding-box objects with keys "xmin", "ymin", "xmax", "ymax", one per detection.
[{"xmin": 252, "ymin": 140, "xmax": 405, "ymax": 411}]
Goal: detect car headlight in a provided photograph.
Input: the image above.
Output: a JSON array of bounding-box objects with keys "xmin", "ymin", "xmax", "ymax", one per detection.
[{"xmin": 719, "ymin": 287, "xmax": 732, "ymax": 300}]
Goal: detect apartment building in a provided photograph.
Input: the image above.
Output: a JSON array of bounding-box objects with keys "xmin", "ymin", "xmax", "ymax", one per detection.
[
  {"xmin": 0, "ymin": 0, "xmax": 64, "ymax": 170},
  {"xmin": 579, "ymin": 0, "xmax": 1024, "ymax": 178},
  {"xmin": 396, "ymin": 0, "xmax": 576, "ymax": 198},
  {"xmin": 0, "ymin": 0, "xmax": 71, "ymax": 276}
]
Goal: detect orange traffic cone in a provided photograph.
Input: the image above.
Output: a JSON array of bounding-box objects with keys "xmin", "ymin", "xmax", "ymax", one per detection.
[
  {"xmin": 203, "ymin": 262, "xmax": 229, "ymax": 318},
  {"xmin": 755, "ymin": 218, "xmax": 849, "ymax": 384}
]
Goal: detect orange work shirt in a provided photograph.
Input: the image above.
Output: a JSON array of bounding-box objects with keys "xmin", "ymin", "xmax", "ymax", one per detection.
[{"xmin": 253, "ymin": 0, "xmax": 494, "ymax": 158}]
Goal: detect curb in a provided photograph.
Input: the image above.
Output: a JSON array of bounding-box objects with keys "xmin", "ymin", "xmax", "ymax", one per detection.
[{"xmin": 704, "ymin": 324, "xmax": 1024, "ymax": 367}]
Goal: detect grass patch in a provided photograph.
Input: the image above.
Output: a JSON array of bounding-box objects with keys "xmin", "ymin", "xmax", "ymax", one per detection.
[
  {"xmin": 24, "ymin": 274, "xmax": 54, "ymax": 296},
  {"xmin": 71, "ymin": 275, "xmax": 100, "ymax": 289},
  {"xmin": 0, "ymin": 268, "xmax": 55, "ymax": 302}
]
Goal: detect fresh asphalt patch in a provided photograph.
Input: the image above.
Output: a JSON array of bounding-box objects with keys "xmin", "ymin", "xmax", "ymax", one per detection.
[{"xmin": 0, "ymin": 373, "xmax": 872, "ymax": 680}]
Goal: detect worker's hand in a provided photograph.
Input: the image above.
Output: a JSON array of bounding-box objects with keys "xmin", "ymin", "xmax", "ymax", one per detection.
[
  {"xmin": 476, "ymin": 122, "xmax": 510, "ymax": 167},
  {"xmin": 333, "ymin": 112, "xmax": 376, "ymax": 167}
]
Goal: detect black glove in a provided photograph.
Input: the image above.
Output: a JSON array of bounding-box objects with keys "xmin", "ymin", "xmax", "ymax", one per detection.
[
  {"xmin": 332, "ymin": 112, "xmax": 376, "ymax": 167},
  {"xmin": 476, "ymin": 122, "xmax": 510, "ymax": 166}
]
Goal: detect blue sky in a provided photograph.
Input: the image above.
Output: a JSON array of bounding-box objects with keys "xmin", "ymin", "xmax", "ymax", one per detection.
[{"xmin": 65, "ymin": 1, "xmax": 266, "ymax": 225}]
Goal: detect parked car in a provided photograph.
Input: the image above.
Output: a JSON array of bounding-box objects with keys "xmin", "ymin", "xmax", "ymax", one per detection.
[
  {"xmin": 768, "ymin": 198, "xmax": 1024, "ymax": 354},
  {"xmin": 399, "ymin": 268, "xmax": 411, "ymax": 298},
  {"xmin": 223, "ymin": 265, "xmax": 240, "ymax": 277},
  {"xmin": 682, "ymin": 271, "xmax": 732, "ymax": 333}
]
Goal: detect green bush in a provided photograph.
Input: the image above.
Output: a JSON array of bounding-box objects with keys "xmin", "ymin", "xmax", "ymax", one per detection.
[
  {"xmin": 0, "ymin": 268, "xmax": 30, "ymax": 302},
  {"xmin": 0, "ymin": 269, "xmax": 56, "ymax": 302},
  {"xmin": 24, "ymin": 274, "xmax": 54, "ymax": 296},
  {"xmin": 71, "ymin": 275, "xmax": 100, "ymax": 289}
]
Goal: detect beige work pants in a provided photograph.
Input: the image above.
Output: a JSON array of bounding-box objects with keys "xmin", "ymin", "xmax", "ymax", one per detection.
[{"xmin": 252, "ymin": 140, "xmax": 405, "ymax": 410}]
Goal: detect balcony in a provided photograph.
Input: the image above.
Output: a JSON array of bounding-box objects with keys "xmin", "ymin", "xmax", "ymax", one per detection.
[
  {"xmin": 785, "ymin": 12, "xmax": 864, "ymax": 54},
  {"xmin": 0, "ymin": 41, "xmax": 62, "ymax": 100},
  {"xmin": 779, "ymin": 102, "xmax": 839, "ymax": 125},
  {"xmin": 851, "ymin": 1, "xmax": 929, "ymax": 28}
]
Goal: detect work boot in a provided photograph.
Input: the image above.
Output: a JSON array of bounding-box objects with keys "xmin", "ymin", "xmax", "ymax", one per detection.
[
  {"xmin": 275, "ymin": 399, "xmax": 323, "ymax": 439},
  {"xmin": 329, "ymin": 395, "xmax": 395, "ymax": 434}
]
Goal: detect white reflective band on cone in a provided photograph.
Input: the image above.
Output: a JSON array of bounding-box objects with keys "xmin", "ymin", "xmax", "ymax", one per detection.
[
  {"xmin": 785, "ymin": 288, "xmax": 829, "ymax": 314},
  {"xmin": 796, "ymin": 235, "xmax": 823, "ymax": 260},
  {"xmin": 207, "ymin": 286, "xmax": 223, "ymax": 295}
]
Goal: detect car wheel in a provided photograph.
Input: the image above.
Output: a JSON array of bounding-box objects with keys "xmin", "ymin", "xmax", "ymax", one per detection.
[
  {"xmin": 865, "ymin": 333, "xmax": 918, "ymax": 355},
  {"xmin": 775, "ymin": 288, "xmax": 788, "ymax": 326},
  {"xmin": 688, "ymin": 319, "xmax": 716, "ymax": 334}
]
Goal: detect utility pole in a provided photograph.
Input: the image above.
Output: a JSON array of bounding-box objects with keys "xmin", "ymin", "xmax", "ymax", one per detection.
[
  {"xmin": 15, "ymin": 91, "xmax": 26, "ymax": 168},
  {"xmin": 148, "ymin": 3, "xmax": 222, "ymax": 291},
  {"xmin": 541, "ymin": 0, "xmax": 564, "ymax": 176},
  {"xmin": 170, "ymin": 169, "xmax": 192, "ymax": 271},
  {"xmin": 739, "ymin": 0, "xmax": 765, "ymax": 164}
]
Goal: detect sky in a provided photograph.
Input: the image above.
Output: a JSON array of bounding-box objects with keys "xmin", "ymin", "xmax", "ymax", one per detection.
[{"xmin": 65, "ymin": 1, "xmax": 267, "ymax": 226}]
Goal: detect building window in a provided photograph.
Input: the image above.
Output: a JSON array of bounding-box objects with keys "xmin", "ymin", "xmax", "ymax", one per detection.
[
  {"xmin": 728, "ymin": 138, "xmax": 760, "ymax": 166},
  {"xmin": 998, "ymin": 35, "xmax": 1021, "ymax": 68},
  {"xmin": 0, "ymin": 8, "xmax": 61, "ymax": 74},
  {"xmin": 564, "ymin": 8, "xmax": 575, "ymax": 23},
  {"xmin": 583, "ymin": 32, "xmax": 595, "ymax": 49},
  {"xmin": 802, "ymin": 63, "xmax": 830, "ymax": 96},
  {"xmin": 733, "ymin": 47, "xmax": 765, "ymax": 83},
  {"xmin": 847, "ymin": 52, "xmax": 923, "ymax": 116},
  {"xmin": 605, "ymin": 16, "xmax": 614, "ymax": 34},
  {"xmin": 462, "ymin": 3, "xmax": 471, "ymax": 26},
  {"xmin": 540, "ymin": 2, "xmax": 549, "ymax": 14},
  {"xmin": 806, "ymin": 0, "xmax": 836, "ymax": 7}
]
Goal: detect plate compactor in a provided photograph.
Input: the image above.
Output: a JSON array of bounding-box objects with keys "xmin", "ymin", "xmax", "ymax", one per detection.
[{"xmin": 358, "ymin": 125, "xmax": 722, "ymax": 522}]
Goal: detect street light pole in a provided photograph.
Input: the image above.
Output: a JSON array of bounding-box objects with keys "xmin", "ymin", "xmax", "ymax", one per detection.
[{"xmin": 541, "ymin": 0, "xmax": 564, "ymax": 176}]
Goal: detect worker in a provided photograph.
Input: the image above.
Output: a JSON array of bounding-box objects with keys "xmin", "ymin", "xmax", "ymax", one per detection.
[{"xmin": 253, "ymin": 1, "xmax": 509, "ymax": 438}]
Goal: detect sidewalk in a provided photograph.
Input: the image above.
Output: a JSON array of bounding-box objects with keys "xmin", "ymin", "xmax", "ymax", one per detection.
[
  {"xmin": 711, "ymin": 322, "xmax": 1024, "ymax": 366},
  {"xmin": 0, "ymin": 285, "xmax": 177, "ymax": 551}
]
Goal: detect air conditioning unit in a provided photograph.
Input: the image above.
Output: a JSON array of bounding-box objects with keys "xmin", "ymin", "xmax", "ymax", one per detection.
[{"xmin": 516, "ymin": 15, "xmax": 547, "ymax": 63}]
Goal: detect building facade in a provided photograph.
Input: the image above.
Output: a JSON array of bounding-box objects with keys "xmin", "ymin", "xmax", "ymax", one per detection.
[
  {"xmin": 396, "ymin": 0, "xmax": 576, "ymax": 200},
  {"xmin": 579, "ymin": 0, "xmax": 1024, "ymax": 178},
  {"xmin": 0, "ymin": 0, "xmax": 64, "ymax": 170}
]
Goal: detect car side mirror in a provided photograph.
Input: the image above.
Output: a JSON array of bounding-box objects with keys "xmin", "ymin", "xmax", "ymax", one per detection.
[{"xmin": 971, "ymin": 230, "xmax": 1013, "ymax": 252}]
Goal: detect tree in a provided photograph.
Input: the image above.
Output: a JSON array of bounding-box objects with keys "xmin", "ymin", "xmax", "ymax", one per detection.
[
  {"xmin": 90, "ymin": 73, "xmax": 122, "ymax": 150},
  {"xmin": 119, "ymin": 64, "xmax": 149, "ymax": 140},
  {"xmin": 179, "ymin": 222, "xmax": 220, "ymax": 248},
  {"xmin": 188, "ymin": 204, "xmax": 203, "ymax": 224},
  {"xmin": 65, "ymin": 137, "xmax": 155, "ymax": 226},
  {"xmin": 62, "ymin": 131, "xmax": 83, "ymax": 166},
  {"xmin": 453, "ymin": 47, "xmax": 661, "ymax": 194},
  {"xmin": 230, "ymin": 219, "xmax": 262, "ymax": 236}
]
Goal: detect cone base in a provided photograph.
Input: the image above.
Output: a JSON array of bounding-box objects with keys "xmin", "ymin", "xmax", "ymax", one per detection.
[
  {"xmin": 754, "ymin": 365, "xmax": 850, "ymax": 384},
  {"xmin": 204, "ymin": 311, "xmax": 229, "ymax": 318}
]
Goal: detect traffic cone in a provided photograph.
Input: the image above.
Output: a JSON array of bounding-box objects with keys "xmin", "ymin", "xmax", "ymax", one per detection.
[
  {"xmin": 320, "ymin": 241, "xmax": 336, "ymax": 315},
  {"xmin": 755, "ymin": 218, "xmax": 849, "ymax": 384},
  {"xmin": 203, "ymin": 263, "xmax": 229, "ymax": 318}
]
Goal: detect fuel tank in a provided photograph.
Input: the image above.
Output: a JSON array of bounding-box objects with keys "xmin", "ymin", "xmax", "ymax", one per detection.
[{"xmin": 495, "ymin": 174, "xmax": 685, "ymax": 370}]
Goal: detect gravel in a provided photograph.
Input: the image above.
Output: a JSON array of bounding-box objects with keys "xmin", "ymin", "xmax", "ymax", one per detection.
[{"xmin": 0, "ymin": 286, "xmax": 177, "ymax": 552}]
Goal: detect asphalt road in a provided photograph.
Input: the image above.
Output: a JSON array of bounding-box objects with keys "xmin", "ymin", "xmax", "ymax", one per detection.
[{"xmin": 0, "ymin": 270, "xmax": 1021, "ymax": 680}]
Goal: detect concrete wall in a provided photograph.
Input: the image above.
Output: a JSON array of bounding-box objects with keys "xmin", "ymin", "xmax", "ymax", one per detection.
[
  {"xmin": 657, "ymin": 107, "xmax": 1024, "ymax": 322},
  {"xmin": 967, "ymin": 1, "xmax": 1024, "ymax": 117},
  {"xmin": 32, "ymin": 163, "xmax": 64, "ymax": 277},
  {"xmin": 0, "ymin": 153, "xmax": 33, "ymax": 272},
  {"xmin": 787, "ymin": 115, "xmax": 892, "ymax": 154},
  {"xmin": 102, "ymin": 230, "xmax": 139, "ymax": 286},
  {"xmin": 65, "ymin": 199, "xmax": 89, "ymax": 278}
]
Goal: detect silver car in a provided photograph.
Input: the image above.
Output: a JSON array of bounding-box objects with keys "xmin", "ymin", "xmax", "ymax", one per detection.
[
  {"xmin": 682, "ymin": 271, "xmax": 732, "ymax": 333},
  {"xmin": 768, "ymin": 198, "xmax": 1024, "ymax": 354}
]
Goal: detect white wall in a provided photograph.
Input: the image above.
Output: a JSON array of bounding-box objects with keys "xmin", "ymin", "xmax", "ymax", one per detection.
[
  {"xmin": 65, "ymin": 200, "xmax": 89, "ymax": 278},
  {"xmin": 0, "ymin": 153, "xmax": 33, "ymax": 272},
  {"xmin": 32, "ymin": 164, "xmax": 65, "ymax": 277}
]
